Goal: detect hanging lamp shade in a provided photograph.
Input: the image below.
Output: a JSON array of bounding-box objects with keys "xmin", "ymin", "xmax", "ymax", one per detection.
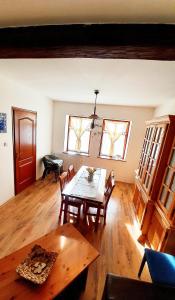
[{"xmin": 89, "ymin": 90, "xmax": 99, "ymax": 129}]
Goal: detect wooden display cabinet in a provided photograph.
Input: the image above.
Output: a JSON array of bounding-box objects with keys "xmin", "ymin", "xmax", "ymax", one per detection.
[
  {"xmin": 133, "ymin": 115, "xmax": 175, "ymax": 254},
  {"xmin": 133, "ymin": 185, "xmax": 146, "ymax": 223},
  {"xmin": 146, "ymin": 136, "xmax": 175, "ymax": 254},
  {"xmin": 147, "ymin": 204, "xmax": 175, "ymax": 254}
]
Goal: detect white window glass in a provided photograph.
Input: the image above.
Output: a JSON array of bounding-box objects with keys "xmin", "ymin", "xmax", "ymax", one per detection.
[
  {"xmin": 100, "ymin": 119, "xmax": 130, "ymax": 160},
  {"xmin": 67, "ymin": 116, "xmax": 91, "ymax": 154}
]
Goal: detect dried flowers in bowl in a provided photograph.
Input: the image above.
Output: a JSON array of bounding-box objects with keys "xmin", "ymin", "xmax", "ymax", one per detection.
[
  {"xmin": 16, "ymin": 244, "xmax": 58, "ymax": 285},
  {"xmin": 86, "ymin": 167, "xmax": 96, "ymax": 182}
]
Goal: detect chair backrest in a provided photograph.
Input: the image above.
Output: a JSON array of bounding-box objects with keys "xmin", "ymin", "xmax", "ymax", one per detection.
[
  {"xmin": 68, "ymin": 164, "xmax": 75, "ymax": 181},
  {"xmin": 42, "ymin": 156, "xmax": 54, "ymax": 168},
  {"xmin": 59, "ymin": 171, "xmax": 68, "ymax": 193},
  {"xmin": 104, "ymin": 176, "xmax": 115, "ymax": 208},
  {"xmin": 105, "ymin": 170, "xmax": 115, "ymax": 190}
]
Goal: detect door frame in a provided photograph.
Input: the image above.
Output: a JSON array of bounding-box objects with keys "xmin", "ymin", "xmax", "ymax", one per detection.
[{"xmin": 12, "ymin": 107, "xmax": 37, "ymax": 194}]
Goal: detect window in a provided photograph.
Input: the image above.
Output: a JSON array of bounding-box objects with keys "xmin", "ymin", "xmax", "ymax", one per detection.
[
  {"xmin": 65, "ymin": 116, "xmax": 91, "ymax": 155},
  {"xmin": 99, "ymin": 119, "xmax": 130, "ymax": 160}
]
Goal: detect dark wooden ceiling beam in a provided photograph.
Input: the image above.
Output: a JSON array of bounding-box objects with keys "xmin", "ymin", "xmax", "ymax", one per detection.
[{"xmin": 0, "ymin": 24, "xmax": 175, "ymax": 60}]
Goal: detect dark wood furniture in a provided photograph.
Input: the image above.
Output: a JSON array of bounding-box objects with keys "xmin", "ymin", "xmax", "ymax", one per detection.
[
  {"xmin": 2, "ymin": 24, "xmax": 175, "ymax": 60},
  {"xmin": 67, "ymin": 164, "xmax": 75, "ymax": 181},
  {"xmin": 105, "ymin": 171, "xmax": 115, "ymax": 189},
  {"xmin": 84, "ymin": 176, "xmax": 115, "ymax": 226},
  {"xmin": 133, "ymin": 115, "xmax": 175, "ymax": 254},
  {"xmin": 62, "ymin": 165, "xmax": 106, "ymax": 230},
  {"xmin": 102, "ymin": 274, "xmax": 175, "ymax": 300},
  {"xmin": 59, "ymin": 172, "xmax": 82, "ymax": 223},
  {"xmin": 0, "ymin": 223, "xmax": 99, "ymax": 300},
  {"xmin": 42, "ymin": 155, "xmax": 63, "ymax": 182}
]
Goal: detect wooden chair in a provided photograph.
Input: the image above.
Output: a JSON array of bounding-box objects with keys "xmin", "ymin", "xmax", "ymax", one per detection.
[
  {"xmin": 67, "ymin": 164, "xmax": 75, "ymax": 181},
  {"xmin": 84, "ymin": 176, "xmax": 115, "ymax": 226},
  {"xmin": 105, "ymin": 170, "xmax": 115, "ymax": 192},
  {"xmin": 59, "ymin": 171, "xmax": 82, "ymax": 223}
]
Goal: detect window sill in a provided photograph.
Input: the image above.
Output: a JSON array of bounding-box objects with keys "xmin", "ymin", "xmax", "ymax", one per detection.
[
  {"xmin": 97, "ymin": 155, "xmax": 126, "ymax": 162},
  {"xmin": 63, "ymin": 151, "xmax": 90, "ymax": 157}
]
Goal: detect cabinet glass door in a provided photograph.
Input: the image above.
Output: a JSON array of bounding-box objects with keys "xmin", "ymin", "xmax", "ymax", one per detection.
[
  {"xmin": 138, "ymin": 126, "xmax": 155, "ymax": 181},
  {"xmin": 142, "ymin": 124, "xmax": 166, "ymax": 194},
  {"xmin": 158, "ymin": 139, "xmax": 175, "ymax": 223}
]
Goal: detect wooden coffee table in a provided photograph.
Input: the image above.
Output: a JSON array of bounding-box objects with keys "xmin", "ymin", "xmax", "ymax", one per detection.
[{"xmin": 0, "ymin": 223, "xmax": 99, "ymax": 300}]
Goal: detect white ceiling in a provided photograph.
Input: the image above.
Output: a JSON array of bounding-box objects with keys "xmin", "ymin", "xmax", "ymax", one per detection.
[
  {"xmin": 0, "ymin": 0, "xmax": 175, "ymax": 27},
  {"xmin": 0, "ymin": 58, "xmax": 175, "ymax": 107}
]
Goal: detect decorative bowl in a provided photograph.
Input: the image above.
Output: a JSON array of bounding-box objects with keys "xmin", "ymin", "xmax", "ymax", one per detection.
[
  {"xmin": 86, "ymin": 167, "xmax": 96, "ymax": 182},
  {"xmin": 16, "ymin": 244, "xmax": 58, "ymax": 285},
  {"xmin": 86, "ymin": 167, "xmax": 96, "ymax": 175}
]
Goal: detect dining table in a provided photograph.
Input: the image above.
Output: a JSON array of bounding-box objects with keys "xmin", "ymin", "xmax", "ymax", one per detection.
[
  {"xmin": 0, "ymin": 223, "xmax": 99, "ymax": 300},
  {"xmin": 62, "ymin": 165, "xmax": 107, "ymax": 230}
]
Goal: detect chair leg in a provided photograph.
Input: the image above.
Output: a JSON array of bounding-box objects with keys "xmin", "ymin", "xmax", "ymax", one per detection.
[
  {"xmin": 55, "ymin": 171, "xmax": 59, "ymax": 182},
  {"xmin": 63, "ymin": 197, "xmax": 68, "ymax": 224},
  {"xmin": 59, "ymin": 201, "xmax": 64, "ymax": 222},
  {"xmin": 42, "ymin": 169, "xmax": 47, "ymax": 179},
  {"xmin": 77, "ymin": 206, "xmax": 81, "ymax": 223},
  {"xmin": 83, "ymin": 201, "xmax": 86, "ymax": 214},
  {"xmin": 83, "ymin": 203, "xmax": 88, "ymax": 223},
  {"xmin": 138, "ymin": 253, "xmax": 146, "ymax": 278},
  {"xmin": 104, "ymin": 208, "xmax": 107, "ymax": 225},
  {"xmin": 95, "ymin": 205, "xmax": 101, "ymax": 231}
]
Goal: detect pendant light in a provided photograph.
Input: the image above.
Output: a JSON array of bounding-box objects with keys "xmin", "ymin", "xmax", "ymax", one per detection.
[{"xmin": 89, "ymin": 90, "xmax": 99, "ymax": 129}]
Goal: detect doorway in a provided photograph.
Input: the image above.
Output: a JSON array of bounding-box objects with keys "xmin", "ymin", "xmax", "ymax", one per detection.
[{"xmin": 13, "ymin": 107, "xmax": 37, "ymax": 194}]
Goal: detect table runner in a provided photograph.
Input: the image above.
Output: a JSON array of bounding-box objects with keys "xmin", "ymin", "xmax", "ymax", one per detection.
[{"xmin": 70, "ymin": 168, "xmax": 101, "ymax": 200}]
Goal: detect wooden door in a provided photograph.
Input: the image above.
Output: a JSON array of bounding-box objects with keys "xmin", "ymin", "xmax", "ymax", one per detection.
[{"xmin": 13, "ymin": 108, "xmax": 37, "ymax": 194}]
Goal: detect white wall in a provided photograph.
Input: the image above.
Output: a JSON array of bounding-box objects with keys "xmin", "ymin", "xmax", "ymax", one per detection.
[
  {"xmin": 154, "ymin": 99, "xmax": 175, "ymax": 117},
  {"xmin": 0, "ymin": 75, "xmax": 53, "ymax": 205},
  {"xmin": 52, "ymin": 101, "xmax": 154, "ymax": 183}
]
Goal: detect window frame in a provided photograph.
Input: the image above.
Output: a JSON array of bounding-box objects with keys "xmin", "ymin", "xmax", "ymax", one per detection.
[
  {"xmin": 65, "ymin": 115, "xmax": 92, "ymax": 156},
  {"xmin": 99, "ymin": 118, "xmax": 131, "ymax": 161}
]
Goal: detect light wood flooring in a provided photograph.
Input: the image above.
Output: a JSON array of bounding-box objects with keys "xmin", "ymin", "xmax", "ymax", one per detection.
[{"xmin": 0, "ymin": 176, "xmax": 150, "ymax": 300}]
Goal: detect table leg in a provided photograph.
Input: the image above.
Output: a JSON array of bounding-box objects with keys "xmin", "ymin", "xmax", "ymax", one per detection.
[
  {"xmin": 54, "ymin": 267, "xmax": 88, "ymax": 300},
  {"xmin": 79, "ymin": 267, "xmax": 88, "ymax": 291},
  {"xmin": 63, "ymin": 196, "xmax": 68, "ymax": 224},
  {"xmin": 95, "ymin": 204, "xmax": 101, "ymax": 231}
]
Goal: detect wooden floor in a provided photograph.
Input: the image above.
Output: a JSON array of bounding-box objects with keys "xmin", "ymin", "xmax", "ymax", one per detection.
[{"xmin": 0, "ymin": 176, "xmax": 150, "ymax": 300}]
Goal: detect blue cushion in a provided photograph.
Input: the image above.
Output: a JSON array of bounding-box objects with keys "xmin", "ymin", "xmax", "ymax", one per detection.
[{"xmin": 145, "ymin": 248, "xmax": 175, "ymax": 287}]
